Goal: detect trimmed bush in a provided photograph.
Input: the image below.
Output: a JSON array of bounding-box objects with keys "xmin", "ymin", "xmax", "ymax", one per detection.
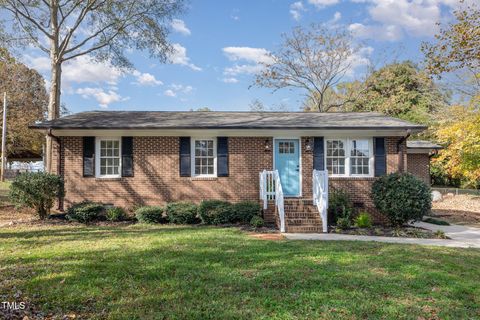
[
  {"xmin": 250, "ymin": 215, "xmax": 264, "ymax": 228},
  {"xmin": 66, "ymin": 201, "xmax": 105, "ymax": 223},
  {"xmin": 9, "ymin": 172, "xmax": 64, "ymax": 219},
  {"xmin": 336, "ymin": 217, "xmax": 351, "ymax": 230},
  {"xmin": 105, "ymin": 206, "xmax": 127, "ymax": 221},
  {"xmin": 372, "ymin": 172, "xmax": 432, "ymax": 226},
  {"xmin": 355, "ymin": 212, "xmax": 373, "ymax": 228},
  {"xmin": 166, "ymin": 202, "xmax": 199, "ymax": 224},
  {"xmin": 231, "ymin": 201, "xmax": 262, "ymax": 224},
  {"xmin": 328, "ymin": 189, "xmax": 353, "ymax": 223},
  {"xmin": 135, "ymin": 206, "xmax": 164, "ymax": 224},
  {"xmin": 198, "ymin": 200, "xmax": 233, "ymax": 225}
]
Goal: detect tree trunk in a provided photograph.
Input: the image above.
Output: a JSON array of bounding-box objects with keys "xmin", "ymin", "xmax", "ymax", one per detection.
[
  {"xmin": 45, "ymin": 0, "xmax": 60, "ymax": 173},
  {"xmin": 45, "ymin": 62, "xmax": 61, "ymax": 173}
]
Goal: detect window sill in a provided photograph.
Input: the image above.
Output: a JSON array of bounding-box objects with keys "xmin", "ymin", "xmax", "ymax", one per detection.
[
  {"xmin": 94, "ymin": 177, "xmax": 123, "ymax": 181},
  {"xmin": 329, "ymin": 176, "xmax": 376, "ymax": 180},
  {"xmin": 190, "ymin": 176, "xmax": 218, "ymax": 181}
]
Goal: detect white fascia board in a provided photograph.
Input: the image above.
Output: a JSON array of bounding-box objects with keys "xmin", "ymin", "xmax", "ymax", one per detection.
[{"xmin": 49, "ymin": 128, "xmax": 414, "ymax": 137}]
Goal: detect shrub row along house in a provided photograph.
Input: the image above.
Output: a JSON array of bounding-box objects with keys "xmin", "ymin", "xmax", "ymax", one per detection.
[{"xmin": 31, "ymin": 111, "xmax": 438, "ymax": 232}]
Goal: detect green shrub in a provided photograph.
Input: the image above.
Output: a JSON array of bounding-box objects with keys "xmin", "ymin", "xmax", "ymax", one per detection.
[
  {"xmin": 166, "ymin": 202, "xmax": 199, "ymax": 224},
  {"xmin": 9, "ymin": 172, "xmax": 64, "ymax": 219},
  {"xmin": 355, "ymin": 212, "xmax": 373, "ymax": 228},
  {"xmin": 328, "ymin": 189, "xmax": 353, "ymax": 222},
  {"xmin": 434, "ymin": 230, "xmax": 448, "ymax": 239},
  {"xmin": 135, "ymin": 206, "xmax": 164, "ymax": 224},
  {"xmin": 250, "ymin": 215, "xmax": 264, "ymax": 228},
  {"xmin": 198, "ymin": 200, "xmax": 233, "ymax": 224},
  {"xmin": 231, "ymin": 201, "xmax": 262, "ymax": 224},
  {"xmin": 336, "ymin": 217, "xmax": 351, "ymax": 230},
  {"xmin": 372, "ymin": 173, "xmax": 432, "ymax": 226},
  {"xmin": 66, "ymin": 201, "xmax": 105, "ymax": 223},
  {"xmin": 105, "ymin": 206, "xmax": 127, "ymax": 221}
]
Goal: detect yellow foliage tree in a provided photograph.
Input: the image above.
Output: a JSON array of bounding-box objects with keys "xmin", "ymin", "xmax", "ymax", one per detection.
[{"xmin": 434, "ymin": 106, "xmax": 480, "ymax": 188}]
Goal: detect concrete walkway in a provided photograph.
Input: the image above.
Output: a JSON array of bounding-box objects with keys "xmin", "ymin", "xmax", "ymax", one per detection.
[{"xmin": 285, "ymin": 224, "xmax": 480, "ymax": 248}]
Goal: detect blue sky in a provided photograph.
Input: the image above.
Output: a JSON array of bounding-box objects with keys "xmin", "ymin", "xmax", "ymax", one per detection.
[{"xmin": 23, "ymin": 0, "xmax": 464, "ymax": 113}]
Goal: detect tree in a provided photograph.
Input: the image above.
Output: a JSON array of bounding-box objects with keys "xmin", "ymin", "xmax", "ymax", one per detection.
[
  {"xmin": 347, "ymin": 62, "xmax": 448, "ymax": 125},
  {"xmin": 0, "ymin": 48, "xmax": 48, "ymax": 159},
  {"xmin": 0, "ymin": 0, "xmax": 185, "ymax": 171},
  {"xmin": 253, "ymin": 24, "xmax": 364, "ymax": 112},
  {"xmin": 422, "ymin": 1, "xmax": 480, "ymax": 100},
  {"xmin": 433, "ymin": 105, "xmax": 480, "ymax": 188}
]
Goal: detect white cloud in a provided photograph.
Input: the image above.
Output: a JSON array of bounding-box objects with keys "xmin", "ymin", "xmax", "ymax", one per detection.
[
  {"xmin": 168, "ymin": 43, "xmax": 202, "ymax": 71},
  {"xmin": 343, "ymin": 46, "xmax": 374, "ymax": 77},
  {"xmin": 331, "ymin": 11, "xmax": 342, "ymax": 23},
  {"xmin": 349, "ymin": 23, "xmax": 403, "ymax": 41},
  {"xmin": 132, "ymin": 70, "xmax": 163, "ymax": 86},
  {"xmin": 222, "ymin": 47, "xmax": 274, "ymax": 64},
  {"xmin": 76, "ymin": 87, "xmax": 127, "ymax": 108},
  {"xmin": 24, "ymin": 55, "xmax": 122, "ymax": 85},
  {"xmin": 290, "ymin": 1, "xmax": 306, "ymax": 21},
  {"xmin": 222, "ymin": 47, "xmax": 274, "ymax": 77},
  {"xmin": 171, "ymin": 19, "xmax": 191, "ymax": 36},
  {"xmin": 348, "ymin": 0, "xmax": 470, "ymax": 41},
  {"xmin": 222, "ymin": 77, "xmax": 239, "ymax": 83},
  {"xmin": 223, "ymin": 64, "xmax": 264, "ymax": 76},
  {"xmin": 308, "ymin": 0, "xmax": 339, "ymax": 9},
  {"xmin": 164, "ymin": 89, "xmax": 176, "ymax": 97},
  {"xmin": 164, "ymin": 83, "xmax": 194, "ymax": 97}
]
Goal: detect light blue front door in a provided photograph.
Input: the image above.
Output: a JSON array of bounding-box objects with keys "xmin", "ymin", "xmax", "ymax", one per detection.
[{"xmin": 275, "ymin": 139, "xmax": 300, "ymax": 196}]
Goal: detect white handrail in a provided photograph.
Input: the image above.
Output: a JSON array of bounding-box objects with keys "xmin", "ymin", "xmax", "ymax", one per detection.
[
  {"xmin": 260, "ymin": 170, "xmax": 285, "ymax": 232},
  {"xmin": 313, "ymin": 169, "xmax": 329, "ymax": 233}
]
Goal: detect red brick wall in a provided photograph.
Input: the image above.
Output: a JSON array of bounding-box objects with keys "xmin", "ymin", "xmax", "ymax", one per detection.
[
  {"xmin": 56, "ymin": 135, "xmax": 409, "ymax": 224},
  {"xmin": 59, "ymin": 136, "xmax": 274, "ymax": 208},
  {"xmin": 407, "ymin": 153, "xmax": 430, "ymax": 185}
]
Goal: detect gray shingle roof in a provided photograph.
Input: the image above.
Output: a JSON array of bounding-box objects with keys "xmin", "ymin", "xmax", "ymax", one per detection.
[
  {"xmin": 31, "ymin": 111, "xmax": 426, "ymax": 131},
  {"xmin": 407, "ymin": 140, "xmax": 443, "ymax": 149}
]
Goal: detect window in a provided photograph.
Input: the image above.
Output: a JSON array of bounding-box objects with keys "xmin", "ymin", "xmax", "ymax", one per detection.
[
  {"xmin": 96, "ymin": 138, "xmax": 121, "ymax": 178},
  {"xmin": 279, "ymin": 141, "xmax": 295, "ymax": 154},
  {"xmin": 325, "ymin": 138, "xmax": 373, "ymax": 177},
  {"xmin": 326, "ymin": 139, "xmax": 346, "ymax": 175},
  {"xmin": 192, "ymin": 138, "xmax": 216, "ymax": 176},
  {"xmin": 350, "ymin": 139, "xmax": 370, "ymax": 175}
]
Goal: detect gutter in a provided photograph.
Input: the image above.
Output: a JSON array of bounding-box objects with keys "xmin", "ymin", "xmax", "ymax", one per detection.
[
  {"xmin": 397, "ymin": 129, "xmax": 411, "ymax": 172},
  {"xmin": 47, "ymin": 129, "xmax": 63, "ymax": 211}
]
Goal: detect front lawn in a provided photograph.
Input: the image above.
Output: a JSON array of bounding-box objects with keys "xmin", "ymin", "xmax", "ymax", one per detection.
[{"xmin": 1, "ymin": 224, "xmax": 479, "ymax": 319}]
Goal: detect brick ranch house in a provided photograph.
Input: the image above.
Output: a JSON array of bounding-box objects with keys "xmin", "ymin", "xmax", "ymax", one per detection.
[{"xmin": 31, "ymin": 111, "xmax": 440, "ymax": 233}]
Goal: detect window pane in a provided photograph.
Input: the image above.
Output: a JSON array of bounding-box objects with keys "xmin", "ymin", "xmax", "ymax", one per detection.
[
  {"xmin": 193, "ymin": 139, "xmax": 215, "ymax": 176},
  {"xmin": 326, "ymin": 140, "xmax": 346, "ymax": 175}
]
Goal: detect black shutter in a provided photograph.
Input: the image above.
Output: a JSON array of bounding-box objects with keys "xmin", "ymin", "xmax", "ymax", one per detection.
[
  {"xmin": 179, "ymin": 137, "xmax": 191, "ymax": 177},
  {"xmin": 217, "ymin": 137, "xmax": 229, "ymax": 177},
  {"xmin": 83, "ymin": 137, "xmax": 95, "ymax": 177},
  {"xmin": 313, "ymin": 137, "xmax": 325, "ymax": 170},
  {"xmin": 122, "ymin": 137, "xmax": 134, "ymax": 177},
  {"xmin": 374, "ymin": 137, "xmax": 386, "ymax": 177}
]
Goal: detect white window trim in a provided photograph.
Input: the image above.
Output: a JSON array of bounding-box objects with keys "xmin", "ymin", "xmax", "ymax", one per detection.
[
  {"xmin": 191, "ymin": 137, "xmax": 217, "ymax": 177},
  {"xmin": 95, "ymin": 137, "xmax": 122, "ymax": 178},
  {"xmin": 325, "ymin": 138, "xmax": 374, "ymax": 178}
]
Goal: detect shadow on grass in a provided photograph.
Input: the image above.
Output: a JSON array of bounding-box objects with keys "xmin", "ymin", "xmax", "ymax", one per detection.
[{"xmin": 1, "ymin": 225, "xmax": 479, "ymax": 319}]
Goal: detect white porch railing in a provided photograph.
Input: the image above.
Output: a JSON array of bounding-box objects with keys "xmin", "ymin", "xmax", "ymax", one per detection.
[
  {"xmin": 260, "ymin": 170, "xmax": 285, "ymax": 232},
  {"xmin": 313, "ymin": 169, "xmax": 329, "ymax": 233}
]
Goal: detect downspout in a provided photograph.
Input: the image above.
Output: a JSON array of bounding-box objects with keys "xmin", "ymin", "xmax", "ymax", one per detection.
[
  {"xmin": 47, "ymin": 129, "xmax": 63, "ymax": 211},
  {"xmin": 396, "ymin": 129, "xmax": 411, "ymax": 173}
]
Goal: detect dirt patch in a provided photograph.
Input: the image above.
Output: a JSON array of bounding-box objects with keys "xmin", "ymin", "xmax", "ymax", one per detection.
[
  {"xmin": 432, "ymin": 194, "xmax": 480, "ymax": 227},
  {"xmin": 0, "ymin": 206, "xmax": 37, "ymax": 227},
  {"xmin": 248, "ymin": 233, "xmax": 284, "ymax": 241}
]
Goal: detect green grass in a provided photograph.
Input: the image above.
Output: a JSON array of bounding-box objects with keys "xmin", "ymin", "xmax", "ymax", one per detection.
[
  {"xmin": 0, "ymin": 180, "xmax": 10, "ymax": 202},
  {"xmin": 1, "ymin": 224, "xmax": 479, "ymax": 319}
]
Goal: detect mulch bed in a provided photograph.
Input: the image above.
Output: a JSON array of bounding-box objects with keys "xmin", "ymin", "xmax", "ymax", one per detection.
[
  {"xmin": 432, "ymin": 194, "xmax": 480, "ymax": 227},
  {"xmin": 330, "ymin": 225, "xmax": 448, "ymax": 239}
]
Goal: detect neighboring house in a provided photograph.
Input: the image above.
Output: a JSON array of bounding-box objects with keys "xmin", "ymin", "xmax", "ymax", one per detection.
[{"xmin": 31, "ymin": 111, "xmax": 428, "ymax": 232}]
